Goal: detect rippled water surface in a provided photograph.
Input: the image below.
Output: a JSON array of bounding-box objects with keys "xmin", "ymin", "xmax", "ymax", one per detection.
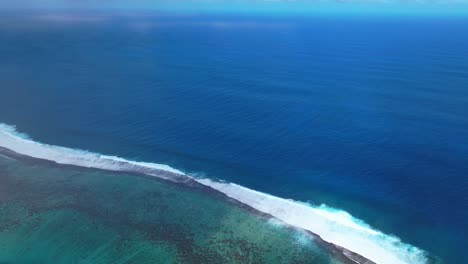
[{"xmin": 0, "ymin": 13, "xmax": 467, "ymax": 263}]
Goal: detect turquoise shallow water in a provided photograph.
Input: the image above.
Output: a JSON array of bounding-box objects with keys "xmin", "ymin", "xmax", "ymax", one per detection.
[{"xmin": 0, "ymin": 154, "xmax": 347, "ymax": 264}]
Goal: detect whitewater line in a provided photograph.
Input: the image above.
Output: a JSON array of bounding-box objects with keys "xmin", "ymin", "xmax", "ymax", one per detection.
[{"xmin": 0, "ymin": 123, "xmax": 427, "ymax": 264}]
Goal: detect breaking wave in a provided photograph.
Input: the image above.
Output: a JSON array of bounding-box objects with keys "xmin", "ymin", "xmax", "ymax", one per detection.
[{"xmin": 0, "ymin": 123, "xmax": 428, "ymax": 264}]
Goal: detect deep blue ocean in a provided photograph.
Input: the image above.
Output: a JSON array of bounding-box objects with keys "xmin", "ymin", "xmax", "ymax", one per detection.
[{"xmin": 0, "ymin": 13, "xmax": 467, "ymax": 263}]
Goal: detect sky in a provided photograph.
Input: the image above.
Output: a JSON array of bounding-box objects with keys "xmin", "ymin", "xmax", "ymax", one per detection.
[{"xmin": 2, "ymin": 0, "xmax": 468, "ymax": 16}]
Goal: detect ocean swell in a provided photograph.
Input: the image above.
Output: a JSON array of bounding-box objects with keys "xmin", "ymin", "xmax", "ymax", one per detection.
[{"xmin": 0, "ymin": 123, "xmax": 428, "ymax": 264}]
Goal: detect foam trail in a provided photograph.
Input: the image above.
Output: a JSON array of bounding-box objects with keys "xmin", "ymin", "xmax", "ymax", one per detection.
[
  {"xmin": 0, "ymin": 124, "xmax": 186, "ymax": 181},
  {"xmin": 0, "ymin": 123, "xmax": 428, "ymax": 264}
]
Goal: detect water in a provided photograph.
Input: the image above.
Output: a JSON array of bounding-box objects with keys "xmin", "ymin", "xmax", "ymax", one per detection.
[
  {"xmin": 0, "ymin": 12, "xmax": 467, "ymax": 263},
  {"xmin": 0, "ymin": 153, "xmax": 346, "ymax": 264}
]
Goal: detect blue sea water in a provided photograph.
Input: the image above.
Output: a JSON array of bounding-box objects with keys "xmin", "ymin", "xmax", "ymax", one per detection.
[{"xmin": 0, "ymin": 13, "xmax": 467, "ymax": 263}]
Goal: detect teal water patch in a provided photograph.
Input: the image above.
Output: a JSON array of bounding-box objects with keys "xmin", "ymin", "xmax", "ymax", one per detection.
[{"xmin": 0, "ymin": 155, "xmax": 345, "ymax": 264}]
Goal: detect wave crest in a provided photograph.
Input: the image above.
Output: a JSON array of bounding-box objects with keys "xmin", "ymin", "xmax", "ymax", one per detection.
[{"xmin": 0, "ymin": 123, "xmax": 428, "ymax": 264}]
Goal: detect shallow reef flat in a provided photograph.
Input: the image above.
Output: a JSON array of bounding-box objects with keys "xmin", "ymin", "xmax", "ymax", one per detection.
[{"xmin": 0, "ymin": 154, "xmax": 346, "ymax": 264}]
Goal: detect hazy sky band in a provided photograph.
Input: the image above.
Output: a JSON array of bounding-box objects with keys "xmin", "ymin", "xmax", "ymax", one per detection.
[{"xmin": 4, "ymin": 0, "xmax": 468, "ymax": 16}]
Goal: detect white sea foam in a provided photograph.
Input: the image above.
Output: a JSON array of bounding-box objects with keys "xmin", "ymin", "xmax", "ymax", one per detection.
[
  {"xmin": 0, "ymin": 123, "xmax": 428, "ymax": 264},
  {"xmin": 0, "ymin": 124, "xmax": 184, "ymax": 177}
]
